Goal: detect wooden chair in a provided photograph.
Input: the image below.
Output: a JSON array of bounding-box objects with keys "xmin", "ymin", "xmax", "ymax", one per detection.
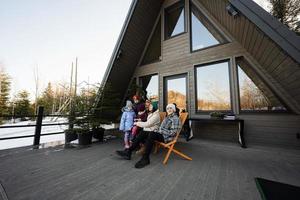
[
  {"xmin": 154, "ymin": 112, "xmax": 192, "ymax": 165},
  {"xmin": 159, "ymin": 111, "xmax": 166, "ymax": 123}
]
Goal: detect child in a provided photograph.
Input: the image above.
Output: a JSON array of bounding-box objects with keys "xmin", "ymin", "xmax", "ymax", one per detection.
[
  {"xmin": 119, "ymin": 100, "xmax": 136, "ymax": 149},
  {"xmin": 131, "ymin": 103, "xmax": 147, "ymax": 138}
]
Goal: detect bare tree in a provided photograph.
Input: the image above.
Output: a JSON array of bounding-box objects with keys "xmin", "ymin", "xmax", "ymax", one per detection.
[{"xmin": 269, "ymin": 0, "xmax": 300, "ymax": 34}]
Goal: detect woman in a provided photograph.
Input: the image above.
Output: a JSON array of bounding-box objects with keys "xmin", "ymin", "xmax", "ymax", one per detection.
[
  {"xmin": 134, "ymin": 101, "xmax": 160, "ymax": 155},
  {"xmin": 116, "ymin": 103, "xmax": 181, "ymax": 169}
]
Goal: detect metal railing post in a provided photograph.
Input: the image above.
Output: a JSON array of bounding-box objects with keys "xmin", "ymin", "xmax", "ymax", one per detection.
[{"xmin": 33, "ymin": 106, "xmax": 44, "ymax": 148}]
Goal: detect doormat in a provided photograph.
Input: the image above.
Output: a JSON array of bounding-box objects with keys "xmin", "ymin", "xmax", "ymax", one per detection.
[{"xmin": 255, "ymin": 177, "xmax": 300, "ymax": 200}]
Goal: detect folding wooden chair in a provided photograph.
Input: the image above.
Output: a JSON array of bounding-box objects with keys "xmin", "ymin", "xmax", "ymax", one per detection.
[
  {"xmin": 154, "ymin": 112, "xmax": 192, "ymax": 164},
  {"xmin": 159, "ymin": 111, "xmax": 166, "ymax": 123}
]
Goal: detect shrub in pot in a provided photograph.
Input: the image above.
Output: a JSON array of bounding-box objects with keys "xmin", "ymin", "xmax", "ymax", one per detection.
[
  {"xmin": 89, "ymin": 117, "xmax": 105, "ymax": 142},
  {"xmin": 76, "ymin": 127, "xmax": 92, "ymax": 145},
  {"xmin": 92, "ymin": 126, "xmax": 105, "ymax": 142},
  {"xmin": 64, "ymin": 128, "xmax": 78, "ymax": 143}
]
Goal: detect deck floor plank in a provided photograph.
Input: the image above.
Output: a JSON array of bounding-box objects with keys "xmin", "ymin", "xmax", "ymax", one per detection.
[{"xmin": 1, "ymin": 138, "xmax": 300, "ymax": 200}]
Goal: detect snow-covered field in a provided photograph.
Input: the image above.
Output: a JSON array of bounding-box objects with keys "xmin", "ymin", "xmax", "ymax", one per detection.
[
  {"xmin": 0, "ymin": 118, "xmax": 117, "ymax": 150},
  {"xmin": 0, "ymin": 117, "xmax": 68, "ymax": 150}
]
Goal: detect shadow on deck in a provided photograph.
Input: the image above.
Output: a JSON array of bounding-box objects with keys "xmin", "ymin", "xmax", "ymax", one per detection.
[{"xmin": 1, "ymin": 138, "xmax": 300, "ymax": 200}]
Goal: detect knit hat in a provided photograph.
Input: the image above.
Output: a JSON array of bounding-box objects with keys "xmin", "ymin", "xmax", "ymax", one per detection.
[
  {"xmin": 152, "ymin": 101, "xmax": 158, "ymax": 111},
  {"xmin": 126, "ymin": 100, "xmax": 133, "ymax": 109},
  {"xmin": 166, "ymin": 103, "xmax": 176, "ymax": 112}
]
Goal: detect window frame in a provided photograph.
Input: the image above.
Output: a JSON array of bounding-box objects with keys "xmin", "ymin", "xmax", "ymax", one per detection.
[
  {"xmin": 163, "ymin": 73, "xmax": 188, "ymax": 112},
  {"xmin": 194, "ymin": 59, "xmax": 233, "ymax": 113},
  {"xmin": 164, "ymin": 0, "xmax": 186, "ymax": 40}
]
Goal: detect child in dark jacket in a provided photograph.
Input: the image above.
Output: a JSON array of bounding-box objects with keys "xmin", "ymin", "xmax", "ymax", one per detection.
[
  {"xmin": 119, "ymin": 100, "xmax": 136, "ymax": 149},
  {"xmin": 131, "ymin": 103, "xmax": 147, "ymax": 138}
]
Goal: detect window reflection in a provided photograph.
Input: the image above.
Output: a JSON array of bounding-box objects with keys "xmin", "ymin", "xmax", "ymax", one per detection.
[
  {"xmin": 237, "ymin": 59, "xmax": 286, "ymax": 111},
  {"xmin": 196, "ymin": 61, "xmax": 231, "ymax": 111},
  {"xmin": 140, "ymin": 74, "xmax": 159, "ymax": 102},
  {"xmin": 165, "ymin": 0, "xmax": 185, "ymax": 39},
  {"xmin": 166, "ymin": 76, "xmax": 186, "ymax": 111},
  {"xmin": 190, "ymin": 3, "xmax": 226, "ymax": 51},
  {"xmin": 141, "ymin": 19, "xmax": 161, "ymax": 65}
]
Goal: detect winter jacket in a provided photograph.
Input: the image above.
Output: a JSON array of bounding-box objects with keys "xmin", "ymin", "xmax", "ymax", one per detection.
[
  {"xmin": 119, "ymin": 108, "xmax": 136, "ymax": 132},
  {"xmin": 136, "ymin": 110, "xmax": 147, "ymax": 122},
  {"xmin": 159, "ymin": 113, "xmax": 181, "ymax": 142},
  {"xmin": 135, "ymin": 110, "xmax": 160, "ymax": 132}
]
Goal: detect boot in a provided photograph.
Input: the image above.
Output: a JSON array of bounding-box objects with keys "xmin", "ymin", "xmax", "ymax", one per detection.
[
  {"xmin": 116, "ymin": 149, "xmax": 131, "ymax": 160},
  {"xmin": 135, "ymin": 157, "xmax": 150, "ymax": 168}
]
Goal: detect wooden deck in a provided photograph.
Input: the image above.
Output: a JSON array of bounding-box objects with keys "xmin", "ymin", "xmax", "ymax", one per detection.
[{"xmin": 1, "ymin": 138, "xmax": 300, "ymax": 200}]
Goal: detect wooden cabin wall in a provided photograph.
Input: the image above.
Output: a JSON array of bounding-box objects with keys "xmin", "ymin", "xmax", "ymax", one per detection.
[{"xmin": 132, "ymin": 0, "xmax": 300, "ymax": 149}]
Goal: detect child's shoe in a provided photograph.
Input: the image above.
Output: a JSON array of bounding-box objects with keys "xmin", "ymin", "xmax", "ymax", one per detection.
[{"xmin": 116, "ymin": 149, "xmax": 131, "ymax": 160}]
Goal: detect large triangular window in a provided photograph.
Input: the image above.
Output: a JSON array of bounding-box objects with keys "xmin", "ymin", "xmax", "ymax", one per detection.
[
  {"xmin": 190, "ymin": 3, "xmax": 227, "ymax": 51},
  {"xmin": 165, "ymin": 0, "xmax": 185, "ymax": 39},
  {"xmin": 141, "ymin": 19, "xmax": 161, "ymax": 65},
  {"xmin": 237, "ymin": 58, "xmax": 287, "ymax": 111}
]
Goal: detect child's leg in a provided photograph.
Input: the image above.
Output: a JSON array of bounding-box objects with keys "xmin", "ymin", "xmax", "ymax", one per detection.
[
  {"xmin": 124, "ymin": 131, "xmax": 130, "ymax": 149},
  {"xmin": 129, "ymin": 131, "xmax": 133, "ymax": 147}
]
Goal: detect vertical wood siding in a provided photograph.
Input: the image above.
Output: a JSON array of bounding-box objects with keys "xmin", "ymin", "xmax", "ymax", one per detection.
[{"xmin": 130, "ymin": 0, "xmax": 300, "ymax": 148}]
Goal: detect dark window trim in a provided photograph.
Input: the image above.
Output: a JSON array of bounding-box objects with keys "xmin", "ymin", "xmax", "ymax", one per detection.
[
  {"xmin": 194, "ymin": 59, "xmax": 233, "ymax": 114},
  {"xmin": 164, "ymin": 0, "xmax": 186, "ymax": 40},
  {"xmin": 235, "ymin": 57, "xmax": 290, "ymax": 114},
  {"xmin": 164, "ymin": 31, "xmax": 187, "ymax": 41},
  {"xmin": 190, "ymin": 42, "xmax": 229, "ymax": 53},
  {"xmin": 189, "ymin": 1, "xmax": 228, "ymax": 53},
  {"xmin": 163, "ymin": 73, "xmax": 188, "ymax": 112}
]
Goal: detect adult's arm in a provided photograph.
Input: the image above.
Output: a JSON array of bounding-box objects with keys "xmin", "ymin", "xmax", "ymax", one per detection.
[{"xmin": 135, "ymin": 112, "xmax": 160, "ymax": 128}]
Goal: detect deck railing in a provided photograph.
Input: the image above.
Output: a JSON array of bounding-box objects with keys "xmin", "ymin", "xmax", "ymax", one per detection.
[{"xmin": 0, "ymin": 106, "xmax": 89, "ymax": 148}]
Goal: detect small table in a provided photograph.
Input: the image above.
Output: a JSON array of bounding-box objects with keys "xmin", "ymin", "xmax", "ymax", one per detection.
[{"xmin": 189, "ymin": 118, "xmax": 246, "ymax": 148}]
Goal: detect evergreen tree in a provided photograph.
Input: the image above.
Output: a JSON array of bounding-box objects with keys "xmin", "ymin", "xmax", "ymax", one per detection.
[
  {"xmin": 37, "ymin": 82, "xmax": 55, "ymax": 115},
  {"xmin": 269, "ymin": 0, "xmax": 300, "ymax": 34},
  {"xmin": 0, "ymin": 66, "xmax": 11, "ymax": 120},
  {"xmin": 14, "ymin": 90, "xmax": 34, "ymax": 119}
]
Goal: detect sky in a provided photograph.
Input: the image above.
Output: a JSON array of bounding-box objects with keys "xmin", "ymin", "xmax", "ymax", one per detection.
[
  {"xmin": 0, "ymin": 0, "xmax": 270, "ymax": 102},
  {"xmin": 0, "ymin": 0, "xmax": 132, "ymax": 100}
]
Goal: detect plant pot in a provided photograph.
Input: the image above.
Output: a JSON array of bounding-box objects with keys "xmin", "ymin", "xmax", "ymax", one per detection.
[
  {"xmin": 64, "ymin": 130, "xmax": 78, "ymax": 143},
  {"xmin": 78, "ymin": 131, "xmax": 92, "ymax": 145},
  {"xmin": 92, "ymin": 128, "xmax": 105, "ymax": 142}
]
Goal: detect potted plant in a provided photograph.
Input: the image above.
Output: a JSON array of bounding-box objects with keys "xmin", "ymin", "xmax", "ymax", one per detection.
[
  {"xmin": 209, "ymin": 112, "xmax": 225, "ymax": 119},
  {"xmin": 64, "ymin": 128, "xmax": 78, "ymax": 143},
  {"xmin": 75, "ymin": 126, "xmax": 92, "ymax": 146},
  {"xmin": 89, "ymin": 116, "xmax": 105, "ymax": 142}
]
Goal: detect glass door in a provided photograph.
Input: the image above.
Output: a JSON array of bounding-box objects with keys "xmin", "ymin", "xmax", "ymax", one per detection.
[{"xmin": 164, "ymin": 74, "xmax": 187, "ymax": 112}]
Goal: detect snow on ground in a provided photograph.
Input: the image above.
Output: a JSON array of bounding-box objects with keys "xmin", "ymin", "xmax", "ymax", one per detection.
[
  {"xmin": 0, "ymin": 118, "xmax": 117, "ymax": 150},
  {"xmin": 0, "ymin": 118, "xmax": 68, "ymax": 150}
]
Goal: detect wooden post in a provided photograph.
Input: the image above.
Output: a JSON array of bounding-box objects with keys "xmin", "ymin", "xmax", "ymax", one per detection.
[{"xmin": 33, "ymin": 106, "xmax": 44, "ymax": 148}]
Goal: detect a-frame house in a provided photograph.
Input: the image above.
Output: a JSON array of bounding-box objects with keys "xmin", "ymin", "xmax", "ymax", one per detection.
[{"xmin": 97, "ymin": 0, "xmax": 300, "ymax": 149}]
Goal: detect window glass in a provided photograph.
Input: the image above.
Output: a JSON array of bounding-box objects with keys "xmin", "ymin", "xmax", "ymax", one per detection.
[
  {"xmin": 140, "ymin": 75, "xmax": 159, "ymax": 102},
  {"xmin": 190, "ymin": 3, "xmax": 226, "ymax": 51},
  {"xmin": 165, "ymin": 1, "xmax": 185, "ymax": 39},
  {"xmin": 165, "ymin": 75, "xmax": 187, "ymax": 111},
  {"xmin": 237, "ymin": 63, "xmax": 286, "ymax": 111},
  {"xmin": 196, "ymin": 61, "xmax": 231, "ymax": 111},
  {"xmin": 141, "ymin": 19, "xmax": 161, "ymax": 65}
]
